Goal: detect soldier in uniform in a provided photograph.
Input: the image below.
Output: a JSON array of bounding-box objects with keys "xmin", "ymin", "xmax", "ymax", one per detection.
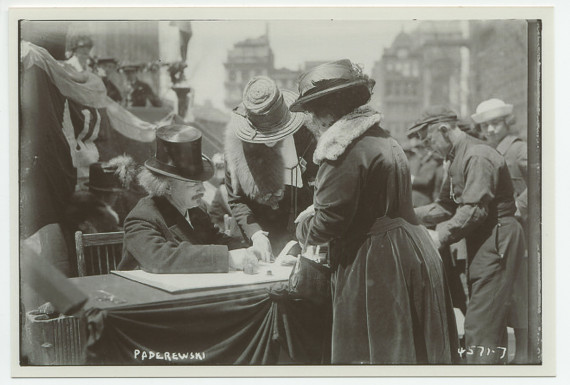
[
  {"xmin": 411, "ymin": 106, "xmax": 526, "ymax": 364},
  {"xmin": 472, "ymin": 98, "xmax": 529, "ymax": 363},
  {"xmin": 121, "ymin": 64, "xmax": 163, "ymax": 108}
]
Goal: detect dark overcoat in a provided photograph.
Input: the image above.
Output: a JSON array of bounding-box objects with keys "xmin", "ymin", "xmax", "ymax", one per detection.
[
  {"xmin": 296, "ymin": 107, "xmax": 459, "ymax": 364},
  {"xmin": 411, "ymin": 151, "xmax": 443, "ymax": 207},
  {"xmin": 128, "ymin": 79, "xmax": 162, "ymax": 107},
  {"xmin": 119, "ymin": 196, "xmax": 245, "ymax": 273}
]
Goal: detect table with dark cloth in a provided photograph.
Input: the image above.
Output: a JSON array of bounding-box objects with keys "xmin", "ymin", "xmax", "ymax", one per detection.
[{"xmin": 70, "ymin": 274, "xmax": 331, "ymax": 365}]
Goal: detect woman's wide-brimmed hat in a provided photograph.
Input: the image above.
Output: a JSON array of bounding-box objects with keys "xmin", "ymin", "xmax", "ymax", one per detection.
[
  {"xmin": 230, "ymin": 76, "xmax": 305, "ymax": 143},
  {"xmin": 289, "ymin": 59, "xmax": 375, "ymax": 112},
  {"xmin": 144, "ymin": 124, "xmax": 214, "ymax": 182},
  {"xmin": 471, "ymin": 98, "xmax": 513, "ymax": 124}
]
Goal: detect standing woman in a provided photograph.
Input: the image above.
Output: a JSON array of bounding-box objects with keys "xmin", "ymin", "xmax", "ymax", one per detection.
[
  {"xmin": 225, "ymin": 76, "xmax": 317, "ymax": 260},
  {"xmin": 291, "ymin": 60, "xmax": 458, "ymax": 364}
]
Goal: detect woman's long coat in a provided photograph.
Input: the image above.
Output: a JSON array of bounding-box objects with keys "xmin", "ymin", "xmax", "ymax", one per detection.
[{"xmin": 296, "ymin": 106, "xmax": 459, "ymax": 364}]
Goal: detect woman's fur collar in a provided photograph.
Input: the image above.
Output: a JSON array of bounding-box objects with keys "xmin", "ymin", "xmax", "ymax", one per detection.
[
  {"xmin": 313, "ymin": 105, "xmax": 383, "ymax": 165},
  {"xmin": 224, "ymin": 128, "xmax": 285, "ymax": 208}
]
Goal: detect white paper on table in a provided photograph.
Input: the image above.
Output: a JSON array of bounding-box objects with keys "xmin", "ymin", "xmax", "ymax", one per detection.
[{"xmin": 112, "ymin": 262, "xmax": 293, "ymax": 294}]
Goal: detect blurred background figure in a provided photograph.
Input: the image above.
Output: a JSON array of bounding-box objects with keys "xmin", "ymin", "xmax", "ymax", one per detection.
[
  {"xmin": 472, "ymin": 99, "xmax": 528, "ymax": 221},
  {"xmin": 472, "ymin": 98, "xmax": 529, "ymax": 363},
  {"xmin": 121, "ymin": 64, "xmax": 163, "ymax": 108},
  {"xmin": 407, "ymin": 139, "xmax": 444, "ymax": 208},
  {"xmin": 65, "ymin": 155, "xmax": 140, "ymax": 237},
  {"xmin": 96, "ymin": 57, "xmax": 123, "ymax": 103},
  {"xmin": 64, "ymin": 24, "xmax": 95, "ymax": 73},
  {"xmin": 207, "ymin": 153, "xmax": 241, "ymax": 237}
]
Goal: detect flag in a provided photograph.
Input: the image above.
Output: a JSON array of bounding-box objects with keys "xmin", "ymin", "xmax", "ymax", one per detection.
[{"xmin": 19, "ymin": 42, "xmax": 167, "ymax": 238}]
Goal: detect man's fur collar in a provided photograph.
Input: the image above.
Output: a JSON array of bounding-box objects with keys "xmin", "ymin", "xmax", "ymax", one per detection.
[
  {"xmin": 313, "ymin": 105, "xmax": 383, "ymax": 165},
  {"xmin": 224, "ymin": 129, "xmax": 285, "ymax": 208}
]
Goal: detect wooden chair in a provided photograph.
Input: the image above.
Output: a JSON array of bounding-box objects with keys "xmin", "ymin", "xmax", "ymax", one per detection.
[{"xmin": 75, "ymin": 231, "xmax": 124, "ymax": 277}]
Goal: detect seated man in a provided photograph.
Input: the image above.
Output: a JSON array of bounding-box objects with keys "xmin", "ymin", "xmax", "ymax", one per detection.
[{"xmin": 118, "ymin": 124, "xmax": 253, "ymax": 273}]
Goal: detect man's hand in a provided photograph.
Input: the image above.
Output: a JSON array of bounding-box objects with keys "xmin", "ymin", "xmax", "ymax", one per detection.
[
  {"xmin": 251, "ymin": 231, "xmax": 273, "ymax": 262},
  {"xmin": 427, "ymin": 229, "xmax": 442, "ymax": 250},
  {"xmin": 228, "ymin": 248, "xmax": 245, "ymax": 270},
  {"xmin": 229, "ymin": 248, "xmax": 260, "ymax": 271},
  {"xmin": 294, "ymin": 204, "xmax": 315, "ymax": 224}
]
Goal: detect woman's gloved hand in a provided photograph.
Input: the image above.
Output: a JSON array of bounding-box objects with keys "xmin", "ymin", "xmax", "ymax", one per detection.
[{"xmin": 294, "ymin": 204, "xmax": 315, "ymax": 224}]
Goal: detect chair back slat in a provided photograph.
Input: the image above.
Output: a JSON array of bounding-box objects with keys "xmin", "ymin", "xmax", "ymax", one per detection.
[
  {"xmin": 105, "ymin": 247, "xmax": 110, "ymax": 274},
  {"xmin": 74, "ymin": 231, "xmax": 124, "ymax": 277},
  {"xmin": 97, "ymin": 248, "xmax": 103, "ymax": 275},
  {"xmin": 89, "ymin": 249, "xmax": 96, "ymax": 276}
]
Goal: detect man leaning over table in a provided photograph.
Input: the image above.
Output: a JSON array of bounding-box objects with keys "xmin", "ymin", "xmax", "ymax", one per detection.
[
  {"xmin": 118, "ymin": 124, "xmax": 254, "ymax": 273},
  {"xmin": 410, "ymin": 106, "xmax": 525, "ymax": 364}
]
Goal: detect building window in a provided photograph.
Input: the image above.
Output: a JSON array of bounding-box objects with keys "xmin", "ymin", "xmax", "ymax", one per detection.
[
  {"xmin": 229, "ymin": 70, "xmax": 236, "ymax": 81},
  {"xmin": 403, "ymin": 62, "xmax": 411, "ymax": 77},
  {"xmin": 412, "ymin": 62, "xmax": 419, "ymax": 77}
]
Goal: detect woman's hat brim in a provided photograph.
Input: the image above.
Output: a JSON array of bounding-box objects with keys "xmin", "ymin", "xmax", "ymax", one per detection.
[
  {"xmin": 289, "ymin": 79, "xmax": 371, "ymax": 113},
  {"xmin": 144, "ymin": 155, "xmax": 214, "ymax": 182},
  {"xmin": 230, "ymin": 90, "xmax": 305, "ymax": 144}
]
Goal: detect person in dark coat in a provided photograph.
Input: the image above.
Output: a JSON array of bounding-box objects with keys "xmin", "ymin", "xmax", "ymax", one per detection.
[
  {"xmin": 224, "ymin": 76, "xmax": 317, "ymax": 260},
  {"xmin": 121, "ymin": 64, "xmax": 163, "ymax": 108},
  {"xmin": 96, "ymin": 57, "xmax": 123, "ymax": 103},
  {"xmin": 118, "ymin": 124, "xmax": 253, "ymax": 273},
  {"xmin": 472, "ymin": 98, "xmax": 529, "ymax": 363},
  {"xmin": 65, "ymin": 156, "xmax": 140, "ymax": 235},
  {"xmin": 412, "ymin": 106, "xmax": 526, "ymax": 364},
  {"xmin": 291, "ymin": 60, "xmax": 459, "ymax": 365},
  {"xmin": 410, "ymin": 143, "xmax": 444, "ymax": 207}
]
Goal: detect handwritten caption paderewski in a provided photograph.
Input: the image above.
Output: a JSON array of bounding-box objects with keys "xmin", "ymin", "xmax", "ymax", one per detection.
[{"xmin": 134, "ymin": 349, "xmax": 206, "ymax": 361}]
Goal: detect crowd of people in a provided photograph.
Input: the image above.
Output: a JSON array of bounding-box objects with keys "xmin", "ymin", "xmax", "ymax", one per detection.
[
  {"xmin": 21, "ymin": 47, "xmax": 530, "ymax": 364},
  {"xmin": 64, "ymin": 32, "xmax": 163, "ymax": 108}
]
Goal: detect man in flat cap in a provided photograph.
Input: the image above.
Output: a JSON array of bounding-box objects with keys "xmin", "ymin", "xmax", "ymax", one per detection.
[{"xmin": 410, "ymin": 106, "xmax": 526, "ymax": 364}]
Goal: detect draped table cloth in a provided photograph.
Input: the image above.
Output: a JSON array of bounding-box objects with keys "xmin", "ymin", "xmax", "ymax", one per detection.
[{"xmin": 69, "ymin": 274, "xmax": 331, "ymax": 365}]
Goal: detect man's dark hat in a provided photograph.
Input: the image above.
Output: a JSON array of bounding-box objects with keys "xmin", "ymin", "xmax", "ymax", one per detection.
[
  {"xmin": 120, "ymin": 63, "xmax": 142, "ymax": 73},
  {"xmin": 289, "ymin": 59, "xmax": 375, "ymax": 112},
  {"xmin": 97, "ymin": 57, "xmax": 119, "ymax": 65},
  {"xmin": 86, "ymin": 163, "xmax": 123, "ymax": 192},
  {"xmin": 407, "ymin": 105, "xmax": 458, "ymax": 137},
  {"xmin": 144, "ymin": 124, "xmax": 214, "ymax": 182}
]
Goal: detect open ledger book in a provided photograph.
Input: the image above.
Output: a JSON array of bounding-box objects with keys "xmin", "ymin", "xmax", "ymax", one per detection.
[{"xmin": 112, "ymin": 242, "xmax": 302, "ymax": 294}]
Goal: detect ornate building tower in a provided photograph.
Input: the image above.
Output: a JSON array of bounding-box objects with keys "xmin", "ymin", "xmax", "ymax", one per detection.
[{"xmin": 223, "ymin": 33, "xmax": 274, "ymax": 109}]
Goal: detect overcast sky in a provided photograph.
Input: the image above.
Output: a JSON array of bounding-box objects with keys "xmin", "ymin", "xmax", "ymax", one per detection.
[{"xmin": 186, "ymin": 20, "xmax": 418, "ymax": 110}]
